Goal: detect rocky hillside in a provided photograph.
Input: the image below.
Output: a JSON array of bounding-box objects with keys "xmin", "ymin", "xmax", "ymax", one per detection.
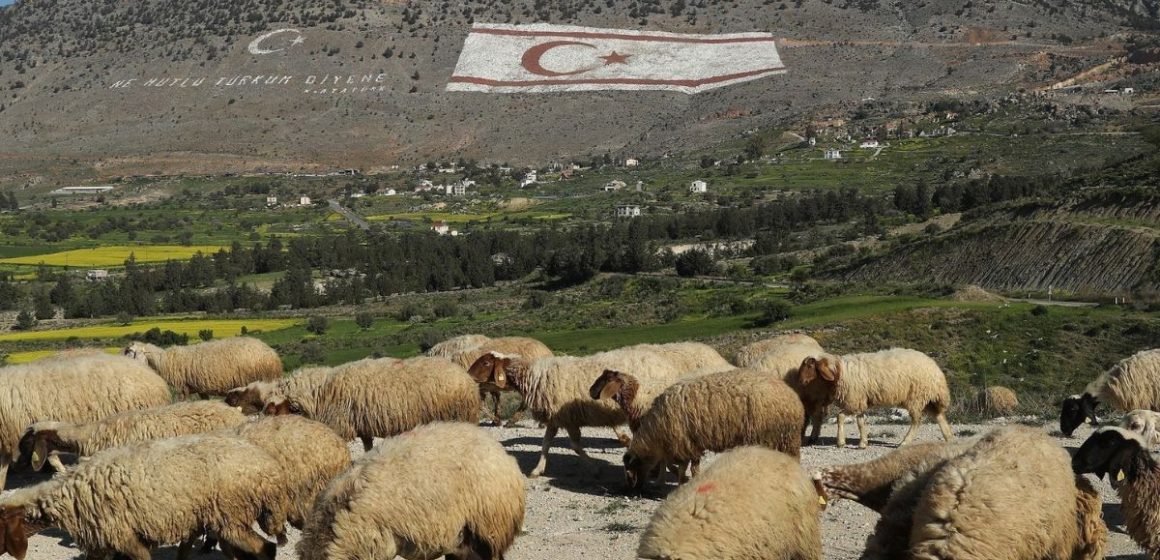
[
  {"xmin": 0, "ymin": 0, "xmax": 1156, "ymax": 178},
  {"xmin": 841, "ymin": 184, "xmax": 1160, "ymax": 297}
]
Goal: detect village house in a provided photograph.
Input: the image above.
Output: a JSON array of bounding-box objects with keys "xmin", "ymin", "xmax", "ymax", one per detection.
[
  {"xmin": 859, "ymin": 139, "xmax": 880, "ymax": 149},
  {"xmin": 603, "ymin": 179, "xmax": 627, "ymax": 192},
  {"xmin": 445, "ymin": 182, "xmax": 467, "ymax": 196},
  {"xmin": 431, "ymin": 221, "xmax": 459, "ymax": 236},
  {"xmin": 415, "ymin": 180, "xmax": 436, "ymax": 192},
  {"xmin": 86, "ymin": 269, "xmax": 110, "ymax": 282},
  {"xmin": 615, "ymin": 204, "xmax": 641, "ymax": 218},
  {"xmin": 689, "ymin": 180, "xmax": 708, "ymax": 194},
  {"xmin": 299, "ymin": 196, "xmax": 312, "ymax": 206},
  {"xmin": 265, "ymin": 195, "xmax": 278, "ymax": 206},
  {"xmin": 624, "ymin": 158, "xmax": 640, "ymax": 167},
  {"xmin": 380, "ymin": 188, "xmax": 397, "ymax": 196},
  {"xmin": 520, "ymin": 170, "xmax": 538, "ymax": 188},
  {"xmin": 824, "ymin": 148, "xmax": 842, "ymax": 160}
]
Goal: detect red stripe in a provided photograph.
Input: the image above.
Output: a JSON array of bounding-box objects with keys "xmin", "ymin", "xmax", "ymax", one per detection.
[
  {"xmin": 470, "ymin": 26, "xmax": 776, "ymax": 44},
  {"xmin": 449, "ymin": 66, "xmax": 785, "ymax": 87}
]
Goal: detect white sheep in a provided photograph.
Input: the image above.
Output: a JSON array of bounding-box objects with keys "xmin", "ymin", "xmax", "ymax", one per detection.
[
  {"xmin": 903, "ymin": 427, "xmax": 1106, "ymax": 560},
  {"xmin": 1061, "ymin": 348, "xmax": 1160, "ymax": 436},
  {"xmin": 0, "ymin": 433, "xmax": 290, "ymax": 560},
  {"xmin": 623, "ymin": 368, "xmax": 804, "ymax": 491},
  {"xmin": 430, "ymin": 334, "xmax": 555, "ymax": 426},
  {"xmin": 1072, "ymin": 426, "xmax": 1160, "ymax": 559},
  {"xmin": 813, "ymin": 440, "xmax": 971, "ymax": 512},
  {"xmin": 1120, "ymin": 409, "xmax": 1160, "ymax": 448},
  {"xmin": 468, "ymin": 347, "xmax": 684, "ymax": 477},
  {"xmin": 20, "ymin": 400, "xmax": 248, "ymax": 473},
  {"xmin": 297, "ymin": 422, "xmax": 525, "ymax": 560},
  {"xmin": 267, "ymin": 356, "xmax": 479, "ymax": 450},
  {"xmin": 638, "ymin": 446, "xmax": 822, "ymax": 560},
  {"xmin": 225, "ymin": 366, "xmax": 331, "ymax": 415},
  {"xmin": 0, "ymin": 352, "xmax": 171, "ymax": 489},
  {"xmin": 746, "ymin": 341, "xmax": 832, "ymax": 445},
  {"xmin": 123, "ymin": 336, "xmax": 283, "ymax": 399},
  {"xmin": 797, "ymin": 348, "xmax": 954, "ymax": 448},
  {"xmin": 622, "ymin": 342, "xmax": 733, "ymax": 375},
  {"xmin": 733, "ymin": 332, "xmax": 822, "ymax": 367}
]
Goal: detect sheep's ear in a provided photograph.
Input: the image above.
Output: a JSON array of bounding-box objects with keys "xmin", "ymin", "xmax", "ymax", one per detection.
[
  {"xmin": 811, "ymin": 475, "xmax": 829, "ymax": 510},
  {"xmin": 799, "ymin": 357, "xmax": 818, "ymax": 385},
  {"xmin": 30, "ymin": 433, "xmax": 50, "ymax": 472},
  {"xmin": 819, "ymin": 358, "xmax": 841, "ymax": 383},
  {"xmin": 492, "ymin": 357, "xmax": 509, "ymax": 389},
  {"xmin": 0, "ymin": 507, "xmax": 28, "ymax": 560},
  {"xmin": 1107, "ymin": 441, "xmax": 1147, "ymax": 484},
  {"xmin": 598, "ymin": 374, "xmax": 624, "ymax": 401}
]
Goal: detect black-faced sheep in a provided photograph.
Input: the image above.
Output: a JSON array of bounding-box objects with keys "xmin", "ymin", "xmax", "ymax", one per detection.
[
  {"xmin": 297, "ymin": 422, "xmax": 524, "ymax": 560},
  {"xmin": 797, "ymin": 348, "xmax": 954, "ymax": 448},
  {"xmin": 637, "ymin": 446, "xmax": 822, "ymax": 560},
  {"xmin": 432, "ymin": 334, "xmax": 554, "ymax": 426},
  {"xmin": 814, "ymin": 441, "xmax": 970, "ymax": 512},
  {"xmin": 901, "ymin": 427, "xmax": 1106, "ymax": 560},
  {"xmin": 733, "ymin": 332, "xmax": 822, "ymax": 367},
  {"xmin": 469, "ymin": 346, "xmax": 692, "ymax": 477},
  {"xmin": 1061, "ymin": 348, "xmax": 1160, "ymax": 437},
  {"xmin": 0, "ymin": 434, "xmax": 290, "ymax": 560},
  {"xmin": 622, "ymin": 368, "xmax": 804, "ymax": 491},
  {"xmin": 124, "ymin": 336, "xmax": 283, "ymax": 399},
  {"xmin": 225, "ymin": 366, "xmax": 331, "ymax": 415},
  {"xmin": 266, "ymin": 356, "xmax": 479, "ymax": 451},
  {"xmin": 0, "ymin": 353, "xmax": 171, "ymax": 489},
  {"xmin": 1072, "ymin": 426, "xmax": 1160, "ymax": 559},
  {"xmin": 20, "ymin": 400, "xmax": 247, "ymax": 473}
]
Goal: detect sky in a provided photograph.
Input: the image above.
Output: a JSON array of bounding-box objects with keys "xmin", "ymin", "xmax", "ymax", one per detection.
[{"xmin": 0, "ymin": 1, "xmax": 14, "ymax": 7}]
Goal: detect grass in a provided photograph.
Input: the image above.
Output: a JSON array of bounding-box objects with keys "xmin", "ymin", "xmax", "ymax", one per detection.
[
  {"xmin": 5, "ymin": 347, "xmax": 120, "ymax": 364},
  {"xmin": 0, "ymin": 318, "xmax": 300, "ymax": 342},
  {"xmin": 0, "ymin": 245, "xmax": 225, "ymax": 267}
]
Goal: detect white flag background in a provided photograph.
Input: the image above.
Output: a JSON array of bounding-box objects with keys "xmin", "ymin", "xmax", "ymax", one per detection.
[{"xmin": 447, "ymin": 23, "xmax": 787, "ymax": 94}]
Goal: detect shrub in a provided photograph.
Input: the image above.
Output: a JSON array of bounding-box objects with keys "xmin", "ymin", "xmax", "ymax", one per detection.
[
  {"xmin": 1030, "ymin": 305, "xmax": 1049, "ymax": 316},
  {"xmin": 299, "ymin": 341, "xmax": 326, "ymax": 364},
  {"xmin": 750, "ymin": 299, "xmax": 793, "ymax": 327},
  {"xmin": 394, "ymin": 303, "xmax": 427, "ymax": 322},
  {"xmin": 197, "ymin": 329, "xmax": 213, "ymax": 342},
  {"xmin": 306, "ymin": 315, "xmax": 329, "ymax": 335},
  {"xmin": 417, "ymin": 329, "xmax": 445, "ymax": 353},
  {"xmin": 523, "ymin": 290, "xmax": 550, "ymax": 309},
  {"xmin": 355, "ymin": 312, "xmax": 375, "ymax": 330},
  {"xmin": 115, "ymin": 311, "xmax": 133, "ymax": 326},
  {"xmin": 13, "ymin": 309, "xmax": 35, "ymax": 331},
  {"xmin": 433, "ymin": 301, "xmax": 458, "ymax": 318},
  {"xmin": 674, "ymin": 249, "xmax": 717, "ymax": 277},
  {"xmin": 128, "ymin": 327, "xmax": 188, "ymax": 346}
]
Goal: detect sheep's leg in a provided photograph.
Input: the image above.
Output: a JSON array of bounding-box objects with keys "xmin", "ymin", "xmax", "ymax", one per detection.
[
  {"xmin": 47, "ymin": 451, "xmax": 68, "ymax": 473},
  {"xmin": 808, "ymin": 408, "xmax": 825, "ymax": 445},
  {"xmin": 504, "ymin": 400, "xmax": 528, "ymax": 428},
  {"xmin": 530, "ymin": 425, "xmax": 559, "ymax": 477},
  {"xmin": 934, "ymin": 412, "xmax": 954, "ymax": 442},
  {"xmin": 836, "ymin": 412, "xmax": 848, "ymax": 448},
  {"xmin": 176, "ymin": 539, "xmax": 195, "ymax": 560},
  {"xmin": 857, "ymin": 415, "xmax": 869, "ymax": 449},
  {"xmin": 565, "ymin": 425, "xmax": 600, "ymax": 476},
  {"xmin": 118, "ymin": 539, "xmax": 152, "ymax": 560},
  {"xmin": 359, "ymin": 436, "xmax": 374, "ymax": 451},
  {"xmin": 613, "ymin": 426, "xmax": 632, "ymax": 447},
  {"xmin": 0, "ymin": 452, "xmax": 10, "ymax": 490},
  {"xmin": 899, "ymin": 411, "xmax": 922, "ymax": 446},
  {"xmin": 218, "ymin": 525, "xmax": 276, "ymax": 560},
  {"xmin": 489, "ymin": 390, "xmax": 504, "ymax": 427}
]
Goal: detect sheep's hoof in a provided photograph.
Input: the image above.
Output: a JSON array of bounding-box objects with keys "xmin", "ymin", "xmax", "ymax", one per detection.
[
  {"xmin": 858, "ymin": 443, "xmax": 869, "ymax": 450},
  {"xmin": 529, "ymin": 469, "xmax": 544, "ymax": 478},
  {"xmin": 836, "ymin": 443, "xmax": 846, "ymax": 449}
]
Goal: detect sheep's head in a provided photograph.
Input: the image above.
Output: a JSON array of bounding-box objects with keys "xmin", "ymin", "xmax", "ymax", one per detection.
[
  {"xmin": 798, "ymin": 356, "xmax": 841, "ymax": 386},
  {"xmin": 622, "ymin": 451, "xmax": 658, "ymax": 493},
  {"xmin": 225, "ymin": 385, "xmax": 266, "ymax": 415},
  {"xmin": 1121, "ymin": 410, "xmax": 1159, "ymax": 447},
  {"xmin": 467, "ymin": 352, "xmax": 512, "ymax": 389},
  {"xmin": 1060, "ymin": 394, "xmax": 1099, "ymax": 437},
  {"xmin": 1072, "ymin": 427, "xmax": 1154, "ymax": 487},
  {"xmin": 589, "ymin": 369, "xmax": 632, "ymax": 400},
  {"xmin": 0, "ymin": 506, "xmax": 28, "ymax": 560},
  {"xmin": 22, "ymin": 427, "xmax": 69, "ymax": 473}
]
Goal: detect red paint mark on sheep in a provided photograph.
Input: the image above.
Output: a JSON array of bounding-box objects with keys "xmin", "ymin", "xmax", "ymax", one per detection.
[{"xmin": 695, "ymin": 482, "xmax": 717, "ymax": 494}]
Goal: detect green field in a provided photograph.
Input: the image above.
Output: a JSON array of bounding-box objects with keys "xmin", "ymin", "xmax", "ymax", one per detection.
[
  {"xmin": 0, "ymin": 318, "xmax": 300, "ymax": 342},
  {"xmin": 5, "ymin": 347, "xmax": 120, "ymax": 364},
  {"xmin": 0, "ymin": 245, "xmax": 225, "ymax": 267}
]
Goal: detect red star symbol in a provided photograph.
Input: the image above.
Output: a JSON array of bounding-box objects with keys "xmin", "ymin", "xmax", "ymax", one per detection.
[{"xmin": 600, "ymin": 51, "xmax": 631, "ymax": 65}]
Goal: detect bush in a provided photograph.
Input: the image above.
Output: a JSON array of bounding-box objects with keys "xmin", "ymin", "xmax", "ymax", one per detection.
[
  {"xmin": 1031, "ymin": 305, "xmax": 1049, "ymax": 316},
  {"xmin": 128, "ymin": 327, "xmax": 188, "ymax": 346},
  {"xmin": 417, "ymin": 329, "xmax": 445, "ymax": 353},
  {"xmin": 355, "ymin": 312, "xmax": 375, "ymax": 330},
  {"xmin": 394, "ymin": 303, "xmax": 427, "ymax": 322},
  {"xmin": 197, "ymin": 329, "xmax": 213, "ymax": 342},
  {"xmin": 115, "ymin": 311, "xmax": 133, "ymax": 326},
  {"xmin": 674, "ymin": 249, "xmax": 718, "ymax": 277},
  {"xmin": 299, "ymin": 341, "xmax": 326, "ymax": 364},
  {"xmin": 523, "ymin": 290, "xmax": 551, "ymax": 309},
  {"xmin": 13, "ymin": 309, "xmax": 35, "ymax": 331},
  {"xmin": 306, "ymin": 315, "xmax": 329, "ymax": 335},
  {"xmin": 433, "ymin": 301, "xmax": 458, "ymax": 318},
  {"xmin": 750, "ymin": 300, "xmax": 793, "ymax": 327}
]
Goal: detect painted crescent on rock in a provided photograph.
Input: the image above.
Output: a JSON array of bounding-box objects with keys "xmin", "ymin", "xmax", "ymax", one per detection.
[
  {"xmin": 248, "ymin": 29, "xmax": 303, "ymax": 55},
  {"xmin": 520, "ymin": 41, "xmax": 600, "ymax": 77}
]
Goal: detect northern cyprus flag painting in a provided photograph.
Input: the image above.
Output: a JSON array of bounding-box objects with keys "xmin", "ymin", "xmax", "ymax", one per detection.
[{"xmin": 447, "ymin": 24, "xmax": 787, "ymax": 94}]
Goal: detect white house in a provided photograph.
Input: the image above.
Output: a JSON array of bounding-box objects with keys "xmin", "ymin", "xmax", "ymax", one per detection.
[
  {"xmin": 520, "ymin": 170, "xmax": 538, "ymax": 188},
  {"xmin": 415, "ymin": 180, "xmax": 436, "ymax": 192},
  {"xmin": 689, "ymin": 180, "xmax": 708, "ymax": 194},
  {"xmin": 603, "ymin": 179, "xmax": 627, "ymax": 192},
  {"xmin": 349, "ymin": 192, "xmax": 365, "ymax": 199},
  {"xmin": 824, "ymin": 148, "xmax": 842, "ymax": 160},
  {"xmin": 299, "ymin": 196, "xmax": 312, "ymax": 206},
  {"xmin": 445, "ymin": 182, "xmax": 467, "ymax": 196},
  {"xmin": 624, "ymin": 158, "xmax": 640, "ymax": 167},
  {"xmin": 380, "ymin": 188, "xmax": 397, "ymax": 196},
  {"xmin": 615, "ymin": 204, "xmax": 641, "ymax": 218},
  {"xmin": 431, "ymin": 221, "xmax": 458, "ymax": 236},
  {"xmin": 86, "ymin": 269, "xmax": 109, "ymax": 282},
  {"xmin": 265, "ymin": 195, "xmax": 278, "ymax": 206},
  {"xmin": 860, "ymin": 139, "xmax": 880, "ymax": 149}
]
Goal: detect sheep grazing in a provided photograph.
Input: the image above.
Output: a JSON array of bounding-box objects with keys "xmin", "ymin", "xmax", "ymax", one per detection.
[
  {"xmin": 733, "ymin": 332, "xmax": 822, "ymax": 367},
  {"xmin": 0, "ymin": 353, "xmax": 171, "ymax": 489},
  {"xmin": 973, "ymin": 385, "xmax": 1019, "ymax": 416},
  {"xmin": 267, "ymin": 356, "xmax": 479, "ymax": 451},
  {"xmin": 747, "ymin": 341, "xmax": 833, "ymax": 445},
  {"xmin": 813, "ymin": 441, "xmax": 970, "ymax": 512},
  {"xmin": 20, "ymin": 400, "xmax": 248, "ymax": 473},
  {"xmin": 637, "ymin": 446, "xmax": 822, "ymax": 560},
  {"xmin": 0, "ymin": 434, "xmax": 290, "ymax": 560},
  {"xmin": 297, "ymin": 422, "xmax": 525, "ymax": 560},
  {"xmin": 1072, "ymin": 426, "xmax": 1160, "ymax": 559},
  {"xmin": 797, "ymin": 348, "xmax": 954, "ymax": 448},
  {"xmin": 225, "ymin": 366, "xmax": 331, "ymax": 415},
  {"xmin": 231, "ymin": 415, "xmax": 351, "ymax": 530},
  {"xmin": 468, "ymin": 347, "xmax": 687, "ymax": 477},
  {"xmin": 124, "ymin": 336, "xmax": 283, "ymax": 399},
  {"xmin": 430, "ymin": 334, "xmax": 555, "ymax": 426},
  {"xmin": 623, "ymin": 368, "xmax": 804, "ymax": 491},
  {"xmin": 899, "ymin": 427, "xmax": 1106, "ymax": 560},
  {"xmin": 1120, "ymin": 409, "xmax": 1160, "ymax": 448},
  {"xmin": 1060, "ymin": 348, "xmax": 1160, "ymax": 436}
]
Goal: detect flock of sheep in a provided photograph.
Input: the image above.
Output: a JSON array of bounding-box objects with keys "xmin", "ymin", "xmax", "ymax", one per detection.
[{"xmin": 0, "ymin": 333, "xmax": 1158, "ymax": 559}]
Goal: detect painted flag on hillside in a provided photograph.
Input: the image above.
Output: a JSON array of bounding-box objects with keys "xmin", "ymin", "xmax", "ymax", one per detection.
[{"xmin": 447, "ymin": 23, "xmax": 787, "ymax": 94}]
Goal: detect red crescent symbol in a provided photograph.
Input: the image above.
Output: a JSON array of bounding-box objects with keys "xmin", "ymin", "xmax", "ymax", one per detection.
[{"xmin": 521, "ymin": 41, "xmax": 598, "ymax": 76}]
